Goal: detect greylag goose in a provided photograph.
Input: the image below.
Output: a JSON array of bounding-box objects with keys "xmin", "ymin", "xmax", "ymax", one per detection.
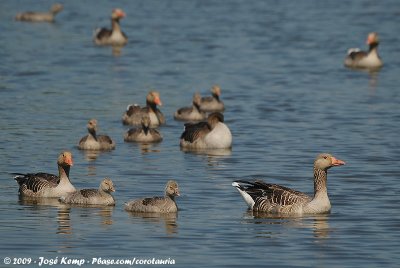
[
  {"xmin": 14, "ymin": 151, "xmax": 76, "ymax": 198},
  {"xmin": 174, "ymin": 93, "xmax": 206, "ymax": 122},
  {"xmin": 78, "ymin": 119, "xmax": 116, "ymax": 150},
  {"xmin": 93, "ymin": 8, "xmax": 128, "ymax": 46},
  {"xmin": 344, "ymin": 32, "xmax": 383, "ymax": 69},
  {"xmin": 15, "ymin": 3, "xmax": 63, "ymax": 22},
  {"xmin": 122, "ymin": 91, "xmax": 165, "ymax": 127},
  {"xmin": 232, "ymin": 153, "xmax": 345, "ymax": 215},
  {"xmin": 124, "ymin": 180, "xmax": 180, "ymax": 213},
  {"xmin": 59, "ymin": 178, "xmax": 115, "ymax": 206},
  {"xmin": 124, "ymin": 114, "xmax": 163, "ymax": 143},
  {"xmin": 199, "ymin": 85, "xmax": 225, "ymax": 112},
  {"xmin": 180, "ymin": 112, "xmax": 232, "ymax": 150}
]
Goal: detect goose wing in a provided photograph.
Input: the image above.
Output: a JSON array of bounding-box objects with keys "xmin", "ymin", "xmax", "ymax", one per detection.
[{"xmin": 180, "ymin": 122, "xmax": 211, "ymax": 142}]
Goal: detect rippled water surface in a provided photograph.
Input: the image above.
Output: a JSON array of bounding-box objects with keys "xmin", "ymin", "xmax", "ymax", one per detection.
[{"xmin": 1, "ymin": 0, "xmax": 400, "ymax": 267}]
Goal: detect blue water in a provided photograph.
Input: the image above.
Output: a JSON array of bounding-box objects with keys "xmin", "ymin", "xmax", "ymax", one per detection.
[{"xmin": 1, "ymin": 0, "xmax": 400, "ymax": 267}]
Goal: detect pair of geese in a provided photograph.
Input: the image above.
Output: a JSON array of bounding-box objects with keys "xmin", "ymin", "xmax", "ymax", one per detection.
[
  {"xmin": 14, "ymin": 151, "xmax": 345, "ymax": 215},
  {"xmin": 14, "ymin": 151, "xmax": 180, "ymax": 213},
  {"xmin": 79, "ymin": 87, "xmax": 232, "ymax": 150}
]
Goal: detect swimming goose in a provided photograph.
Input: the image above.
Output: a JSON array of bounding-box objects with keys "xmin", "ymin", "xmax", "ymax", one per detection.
[
  {"xmin": 122, "ymin": 91, "xmax": 165, "ymax": 127},
  {"xmin": 14, "ymin": 151, "xmax": 76, "ymax": 198},
  {"xmin": 232, "ymin": 153, "xmax": 345, "ymax": 215},
  {"xmin": 59, "ymin": 178, "xmax": 115, "ymax": 206},
  {"xmin": 124, "ymin": 114, "xmax": 163, "ymax": 143},
  {"xmin": 15, "ymin": 3, "xmax": 63, "ymax": 22},
  {"xmin": 344, "ymin": 32, "xmax": 383, "ymax": 69},
  {"xmin": 78, "ymin": 119, "xmax": 116, "ymax": 150},
  {"xmin": 174, "ymin": 93, "xmax": 206, "ymax": 122},
  {"xmin": 93, "ymin": 8, "xmax": 128, "ymax": 46},
  {"xmin": 180, "ymin": 112, "xmax": 232, "ymax": 150},
  {"xmin": 199, "ymin": 85, "xmax": 225, "ymax": 112},
  {"xmin": 124, "ymin": 180, "xmax": 180, "ymax": 213}
]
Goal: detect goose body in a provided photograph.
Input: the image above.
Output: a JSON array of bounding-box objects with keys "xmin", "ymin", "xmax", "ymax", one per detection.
[
  {"xmin": 199, "ymin": 85, "xmax": 225, "ymax": 112},
  {"xmin": 180, "ymin": 112, "xmax": 232, "ymax": 150},
  {"xmin": 78, "ymin": 119, "xmax": 115, "ymax": 150},
  {"xmin": 94, "ymin": 8, "xmax": 128, "ymax": 46},
  {"xmin": 174, "ymin": 93, "xmax": 206, "ymax": 122},
  {"xmin": 15, "ymin": 3, "xmax": 63, "ymax": 22},
  {"xmin": 344, "ymin": 32, "xmax": 383, "ymax": 69},
  {"xmin": 14, "ymin": 151, "xmax": 76, "ymax": 198},
  {"xmin": 124, "ymin": 115, "xmax": 163, "ymax": 143},
  {"xmin": 122, "ymin": 91, "xmax": 165, "ymax": 127},
  {"xmin": 59, "ymin": 178, "xmax": 115, "ymax": 206},
  {"xmin": 232, "ymin": 153, "xmax": 345, "ymax": 215},
  {"xmin": 124, "ymin": 180, "xmax": 180, "ymax": 213}
]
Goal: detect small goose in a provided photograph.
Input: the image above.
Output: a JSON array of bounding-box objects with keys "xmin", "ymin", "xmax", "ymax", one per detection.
[
  {"xmin": 124, "ymin": 114, "xmax": 163, "ymax": 143},
  {"xmin": 94, "ymin": 8, "xmax": 128, "ymax": 46},
  {"xmin": 78, "ymin": 119, "xmax": 116, "ymax": 150},
  {"xmin": 199, "ymin": 85, "xmax": 225, "ymax": 112},
  {"xmin": 13, "ymin": 151, "xmax": 76, "ymax": 198},
  {"xmin": 59, "ymin": 178, "xmax": 115, "ymax": 206},
  {"xmin": 15, "ymin": 3, "xmax": 63, "ymax": 22},
  {"xmin": 232, "ymin": 153, "xmax": 345, "ymax": 215},
  {"xmin": 344, "ymin": 32, "xmax": 383, "ymax": 69},
  {"xmin": 122, "ymin": 91, "xmax": 165, "ymax": 127},
  {"xmin": 124, "ymin": 180, "xmax": 180, "ymax": 213},
  {"xmin": 180, "ymin": 112, "xmax": 232, "ymax": 150},
  {"xmin": 174, "ymin": 93, "xmax": 206, "ymax": 122}
]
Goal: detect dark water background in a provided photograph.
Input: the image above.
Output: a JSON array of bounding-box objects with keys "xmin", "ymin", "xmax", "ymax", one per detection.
[{"xmin": 1, "ymin": 0, "xmax": 399, "ymax": 267}]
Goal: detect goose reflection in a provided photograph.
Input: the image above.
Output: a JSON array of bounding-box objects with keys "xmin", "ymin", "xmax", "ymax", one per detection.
[{"xmin": 127, "ymin": 211, "xmax": 178, "ymax": 235}]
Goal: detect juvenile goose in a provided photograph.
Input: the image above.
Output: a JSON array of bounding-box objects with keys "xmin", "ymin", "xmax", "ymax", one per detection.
[
  {"xmin": 344, "ymin": 32, "xmax": 383, "ymax": 69},
  {"xmin": 174, "ymin": 93, "xmax": 206, "ymax": 122},
  {"xmin": 199, "ymin": 85, "xmax": 225, "ymax": 112},
  {"xmin": 232, "ymin": 153, "xmax": 345, "ymax": 215},
  {"xmin": 94, "ymin": 8, "xmax": 128, "ymax": 46},
  {"xmin": 78, "ymin": 119, "xmax": 116, "ymax": 150},
  {"xmin": 15, "ymin": 3, "xmax": 63, "ymax": 22},
  {"xmin": 124, "ymin": 180, "xmax": 180, "ymax": 213},
  {"xmin": 180, "ymin": 112, "xmax": 232, "ymax": 150},
  {"xmin": 14, "ymin": 151, "xmax": 76, "ymax": 198},
  {"xmin": 122, "ymin": 91, "xmax": 165, "ymax": 127},
  {"xmin": 59, "ymin": 178, "xmax": 115, "ymax": 206},
  {"xmin": 124, "ymin": 114, "xmax": 163, "ymax": 143}
]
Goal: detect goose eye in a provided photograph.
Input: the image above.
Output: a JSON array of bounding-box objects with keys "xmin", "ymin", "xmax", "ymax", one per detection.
[{"xmin": 323, "ymin": 156, "xmax": 328, "ymax": 159}]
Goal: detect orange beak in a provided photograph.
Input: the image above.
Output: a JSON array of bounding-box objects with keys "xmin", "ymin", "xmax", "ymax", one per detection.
[
  {"xmin": 175, "ymin": 189, "xmax": 180, "ymax": 197},
  {"xmin": 331, "ymin": 157, "xmax": 345, "ymax": 166},
  {"xmin": 65, "ymin": 157, "xmax": 74, "ymax": 166},
  {"xmin": 154, "ymin": 96, "xmax": 162, "ymax": 106}
]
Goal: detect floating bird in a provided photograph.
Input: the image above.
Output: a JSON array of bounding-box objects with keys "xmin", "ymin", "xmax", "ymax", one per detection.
[
  {"xmin": 93, "ymin": 8, "xmax": 128, "ymax": 46},
  {"xmin": 174, "ymin": 93, "xmax": 206, "ymax": 122},
  {"xmin": 15, "ymin": 3, "xmax": 63, "ymax": 22},
  {"xmin": 199, "ymin": 85, "xmax": 224, "ymax": 112},
  {"xmin": 124, "ymin": 114, "xmax": 163, "ymax": 143},
  {"xmin": 78, "ymin": 119, "xmax": 116, "ymax": 150},
  {"xmin": 344, "ymin": 32, "xmax": 383, "ymax": 69}
]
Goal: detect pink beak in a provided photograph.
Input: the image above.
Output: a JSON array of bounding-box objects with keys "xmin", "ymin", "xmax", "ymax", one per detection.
[{"xmin": 331, "ymin": 157, "xmax": 345, "ymax": 166}]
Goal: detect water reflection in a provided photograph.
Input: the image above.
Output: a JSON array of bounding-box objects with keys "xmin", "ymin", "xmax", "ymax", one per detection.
[
  {"xmin": 127, "ymin": 211, "xmax": 178, "ymax": 235},
  {"xmin": 243, "ymin": 211, "xmax": 331, "ymax": 239}
]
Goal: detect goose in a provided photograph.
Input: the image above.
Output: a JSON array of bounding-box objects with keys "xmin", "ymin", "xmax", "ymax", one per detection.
[
  {"xmin": 232, "ymin": 153, "xmax": 345, "ymax": 215},
  {"xmin": 122, "ymin": 91, "xmax": 165, "ymax": 127},
  {"xmin": 15, "ymin": 3, "xmax": 63, "ymax": 22},
  {"xmin": 13, "ymin": 151, "xmax": 76, "ymax": 198},
  {"xmin": 199, "ymin": 85, "xmax": 225, "ymax": 112},
  {"xmin": 78, "ymin": 119, "xmax": 116, "ymax": 150},
  {"xmin": 93, "ymin": 8, "xmax": 128, "ymax": 46},
  {"xmin": 344, "ymin": 32, "xmax": 383, "ymax": 69},
  {"xmin": 59, "ymin": 178, "xmax": 115, "ymax": 206},
  {"xmin": 180, "ymin": 112, "xmax": 232, "ymax": 150},
  {"xmin": 174, "ymin": 93, "xmax": 206, "ymax": 122},
  {"xmin": 124, "ymin": 114, "xmax": 163, "ymax": 143},
  {"xmin": 124, "ymin": 180, "xmax": 180, "ymax": 213}
]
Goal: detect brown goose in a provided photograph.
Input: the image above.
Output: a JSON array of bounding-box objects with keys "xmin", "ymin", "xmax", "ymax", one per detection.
[
  {"xmin": 94, "ymin": 8, "xmax": 128, "ymax": 46},
  {"xmin": 59, "ymin": 178, "xmax": 115, "ymax": 206},
  {"xmin": 344, "ymin": 32, "xmax": 383, "ymax": 69},
  {"xmin": 14, "ymin": 151, "xmax": 76, "ymax": 198},
  {"xmin": 180, "ymin": 112, "xmax": 232, "ymax": 150},
  {"xmin": 78, "ymin": 119, "xmax": 116, "ymax": 150},
  {"xmin": 174, "ymin": 93, "xmax": 206, "ymax": 122},
  {"xmin": 15, "ymin": 3, "xmax": 63, "ymax": 22},
  {"xmin": 122, "ymin": 91, "xmax": 165, "ymax": 127},
  {"xmin": 124, "ymin": 180, "xmax": 180, "ymax": 213},
  {"xmin": 232, "ymin": 153, "xmax": 345, "ymax": 215},
  {"xmin": 199, "ymin": 85, "xmax": 225, "ymax": 112},
  {"xmin": 124, "ymin": 114, "xmax": 163, "ymax": 143}
]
